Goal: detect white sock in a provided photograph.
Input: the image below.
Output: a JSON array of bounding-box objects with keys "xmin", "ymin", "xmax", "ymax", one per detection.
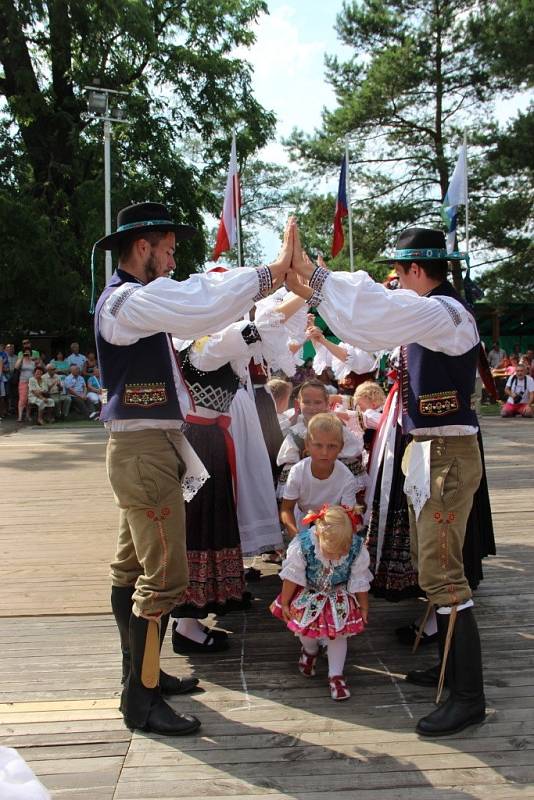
[
  {"xmin": 298, "ymin": 634, "xmax": 320, "ymax": 656},
  {"xmin": 415, "ymin": 608, "xmax": 438, "ymax": 636},
  {"xmin": 436, "ymin": 599, "xmax": 474, "ymax": 615},
  {"xmin": 326, "ymin": 637, "xmax": 348, "ymax": 677},
  {"xmin": 175, "ymin": 618, "xmax": 207, "ymax": 643}
]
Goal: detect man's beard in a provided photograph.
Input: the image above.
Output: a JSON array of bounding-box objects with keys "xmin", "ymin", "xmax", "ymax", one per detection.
[
  {"xmin": 144, "ymin": 252, "xmax": 174, "ymax": 282},
  {"xmin": 144, "ymin": 252, "xmax": 159, "ymax": 283}
]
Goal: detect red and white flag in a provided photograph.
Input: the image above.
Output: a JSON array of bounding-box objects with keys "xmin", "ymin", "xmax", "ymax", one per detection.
[{"xmin": 212, "ymin": 134, "xmax": 241, "ymax": 261}]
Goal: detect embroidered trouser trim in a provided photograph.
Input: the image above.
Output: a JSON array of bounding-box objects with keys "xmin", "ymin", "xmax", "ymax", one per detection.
[
  {"xmin": 107, "ymin": 429, "xmax": 188, "ymax": 619},
  {"xmin": 407, "ymin": 434, "xmax": 482, "ymax": 607}
]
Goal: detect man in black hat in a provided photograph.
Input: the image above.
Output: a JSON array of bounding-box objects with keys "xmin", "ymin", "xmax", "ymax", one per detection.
[
  {"xmin": 290, "ymin": 226, "xmax": 486, "ymax": 738},
  {"xmin": 94, "ymin": 202, "xmax": 293, "ymax": 736}
]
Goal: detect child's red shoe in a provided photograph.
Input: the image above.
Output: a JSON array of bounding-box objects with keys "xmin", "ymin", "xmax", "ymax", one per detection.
[
  {"xmin": 329, "ymin": 675, "xmax": 350, "ymax": 701},
  {"xmin": 298, "ymin": 648, "xmax": 318, "ymax": 677}
]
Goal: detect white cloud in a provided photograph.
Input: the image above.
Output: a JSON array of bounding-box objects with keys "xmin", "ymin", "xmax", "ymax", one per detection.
[{"xmin": 236, "ymin": 4, "xmax": 338, "ymax": 145}]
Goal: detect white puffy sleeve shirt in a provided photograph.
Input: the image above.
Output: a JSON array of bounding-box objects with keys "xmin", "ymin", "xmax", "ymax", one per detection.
[
  {"xmin": 279, "ymin": 528, "xmax": 372, "ymax": 593},
  {"xmin": 99, "ymin": 269, "xmax": 263, "ymax": 345},
  {"xmin": 313, "ymin": 341, "xmax": 376, "ymax": 381},
  {"xmin": 316, "ymin": 270, "xmax": 479, "ymax": 356}
]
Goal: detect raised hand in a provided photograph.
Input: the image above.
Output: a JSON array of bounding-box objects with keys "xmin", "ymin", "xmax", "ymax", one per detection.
[
  {"xmin": 291, "ymin": 220, "xmax": 315, "ymax": 279},
  {"xmin": 269, "ymin": 216, "xmax": 295, "ymax": 288}
]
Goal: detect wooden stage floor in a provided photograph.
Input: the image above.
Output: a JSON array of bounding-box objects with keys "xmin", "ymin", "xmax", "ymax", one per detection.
[{"xmin": 1, "ymin": 418, "xmax": 533, "ymax": 799}]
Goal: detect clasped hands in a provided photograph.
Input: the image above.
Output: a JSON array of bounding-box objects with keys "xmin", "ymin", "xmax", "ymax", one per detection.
[{"xmin": 268, "ymin": 216, "xmax": 321, "ymax": 299}]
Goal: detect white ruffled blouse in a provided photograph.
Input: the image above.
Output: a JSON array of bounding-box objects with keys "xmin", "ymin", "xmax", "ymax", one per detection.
[{"xmin": 279, "ymin": 527, "xmax": 373, "ymax": 594}]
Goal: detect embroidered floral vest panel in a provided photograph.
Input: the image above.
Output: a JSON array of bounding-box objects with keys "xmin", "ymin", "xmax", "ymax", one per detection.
[{"xmin": 299, "ymin": 529, "xmax": 363, "ymax": 592}]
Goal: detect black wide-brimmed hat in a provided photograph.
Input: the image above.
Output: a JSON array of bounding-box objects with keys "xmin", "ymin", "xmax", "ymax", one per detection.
[
  {"xmin": 377, "ymin": 227, "xmax": 466, "ymax": 264},
  {"xmin": 94, "ymin": 202, "xmax": 197, "ymax": 251}
]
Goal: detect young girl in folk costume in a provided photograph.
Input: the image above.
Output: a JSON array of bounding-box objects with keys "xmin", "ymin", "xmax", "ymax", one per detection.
[
  {"xmin": 280, "ymin": 413, "xmax": 358, "ymax": 538},
  {"xmin": 271, "ymin": 504, "xmax": 372, "ymax": 701},
  {"xmin": 276, "ymin": 380, "xmax": 367, "ymax": 500}
]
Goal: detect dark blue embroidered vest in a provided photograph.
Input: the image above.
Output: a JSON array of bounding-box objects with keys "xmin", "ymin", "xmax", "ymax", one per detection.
[
  {"xmin": 401, "ymin": 281, "xmax": 479, "ymax": 434},
  {"xmin": 299, "ymin": 528, "xmax": 363, "ymax": 591},
  {"xmin": 95, "ymin": 269, "xmax": 183, "ymax": 421}
]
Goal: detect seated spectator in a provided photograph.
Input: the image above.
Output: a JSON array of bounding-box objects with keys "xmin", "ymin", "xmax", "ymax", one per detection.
[
  {"xmin": 49, "ymin": 350, "xmax": 70, "ymax": 375},
  {"xmin": 43, "ymin": 363, "xmax": 71, "ymax": 420},
  {"xmin": 487, "ymin": 341, "xmax": 507, "ymax": 369},
  {"xmin": 4, "ymin": 344, "xmax": 17, "ymax": 414},
  {"xmin": 66, "ymin": 342, "xmax": 87, "ymax": 371},
  {"xmin": 28, "ymin": 365, "xmax": 55, "ymax": 425},
  {"xmin": 0, "ymin": 357, "xmax": 7, "ymax": 418},
  {"xmin": 82, "ymin": 351, "xmax": 98, "ymax": 377},
  {"xmin": 64, "ymin": 365, "xmax": 98, "ymax": 419},
  {"xmin": 0, "ymin": 344, "xmax": 8, "ymax": 371},
  {"xmin": 501, "ymin": 363, "xmax": 534, "ymax": 418},
  {"xmin": 15, "ymin": 348, "xmax": 35, "ymax": 422},
  {"xmin": 17, "ymin": 338, "xmax": 40, "ymax": 359},
  {"xmin": 86, "ymin": 367, "xmax": 103, "ymax": 412}
]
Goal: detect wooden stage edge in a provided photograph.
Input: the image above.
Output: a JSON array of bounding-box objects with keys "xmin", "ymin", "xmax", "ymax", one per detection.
[{"xmin": 0, "ymin": 416, "xmax": 533, "ymax": 799}]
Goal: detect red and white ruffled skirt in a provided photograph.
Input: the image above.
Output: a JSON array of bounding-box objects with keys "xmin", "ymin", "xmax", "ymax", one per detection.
[{"xmin": 270, "ymin": 587, "xmax": 365, "ymax": 639}]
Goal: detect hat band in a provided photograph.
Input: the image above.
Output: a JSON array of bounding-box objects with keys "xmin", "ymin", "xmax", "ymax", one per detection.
[
  {"xmin": 394, "ymin": 247, "xmax": 467, "ymax": 261},
  {"xmin": 116, "ymin": 219, "xmax": 174, "ymax": 233}
]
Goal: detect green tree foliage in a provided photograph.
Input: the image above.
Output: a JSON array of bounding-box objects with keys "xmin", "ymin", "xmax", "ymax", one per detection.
[
  {"xmin": 286, "ymin": 0, "xmax": 533, "ymax": 293},
  {"xmin": 0, "ymin": 0, "xmax": 275, "ymax": 331}
]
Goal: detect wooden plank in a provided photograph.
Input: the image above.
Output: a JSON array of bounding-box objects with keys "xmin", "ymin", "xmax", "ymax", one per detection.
[{"xmin": 0, "ymin": 417, "xmax": 533, "ymax": 800}]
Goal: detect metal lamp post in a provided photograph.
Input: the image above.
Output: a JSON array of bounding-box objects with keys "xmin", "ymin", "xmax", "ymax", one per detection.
[{"xmin": 84, "ymin": 85, "xmax": 130, "ymax": 285}]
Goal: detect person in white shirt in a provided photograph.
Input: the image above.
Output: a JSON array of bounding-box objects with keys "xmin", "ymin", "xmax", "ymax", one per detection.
[
  {"xmin": 94, "ymin": 201, "xmax": 293, "ymax": 737},
  {"xmin": 290, "ymin": 225, "xmax": 486, "ymax": 738},
  {"xmin": 280, "ymin": 413, "xmax": 358, "ymax": 537},
  {"xmin": 277, "ymin": 380, "xmax": 367, "ymax": 500},
  {"xmin": 501, "ymin": 363, "xmax": 534, "ymax": 417}
]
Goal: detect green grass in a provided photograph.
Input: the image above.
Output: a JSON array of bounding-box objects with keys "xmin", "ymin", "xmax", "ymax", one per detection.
[{"xmin": 479, "ymin": 403, "xmax": 502, "ymax": 416}]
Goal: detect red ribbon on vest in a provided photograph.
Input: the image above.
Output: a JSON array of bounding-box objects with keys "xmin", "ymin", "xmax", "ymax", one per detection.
[{"xmin": 185, "ymin": 414, "xmax": 237, "ymax": 503}]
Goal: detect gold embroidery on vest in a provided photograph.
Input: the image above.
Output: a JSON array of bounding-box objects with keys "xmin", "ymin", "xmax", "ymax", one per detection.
[
  {"xmin": 123, "ymin": 383, "xmax": 168, "ymax": 408},
  {"xmin": 418, "ymin": 390, "xmax": 459, "ymax": 416}
]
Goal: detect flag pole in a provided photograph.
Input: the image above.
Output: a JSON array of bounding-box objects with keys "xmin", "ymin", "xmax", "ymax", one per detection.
[
  {"xmin": 233, "ymin": 132, "xmax": 243, "ymax": 268},
  {"xmin": 463, "ymin": 131, "xmax": 469, "ymax": 258},
  {"xmin": 345, "ymin": 136, "xmax": 354, "ymax": 272}
]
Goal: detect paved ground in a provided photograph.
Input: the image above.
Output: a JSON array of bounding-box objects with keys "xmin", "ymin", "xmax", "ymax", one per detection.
[{"xmin": 1, "ymin": 418, "xmax": 533, "ymax": 799}]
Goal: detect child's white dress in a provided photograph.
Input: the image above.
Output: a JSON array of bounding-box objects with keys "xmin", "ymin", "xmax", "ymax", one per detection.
[{"xmin": 271, "ymin": 527, "xmax": 372, "ymax": 639}]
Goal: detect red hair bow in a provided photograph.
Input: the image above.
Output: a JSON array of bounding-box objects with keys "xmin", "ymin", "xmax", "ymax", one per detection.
[
  {"xmin": 301, "ymin": 504, "xmax": 330, "ymax": 527},
  {"xmin": 301, "ymin": 503, "xmax": 363, "ymax": 532},
  {"xmin": 341, "ymin": 504, "xmax": 363, "ymax": 531}
]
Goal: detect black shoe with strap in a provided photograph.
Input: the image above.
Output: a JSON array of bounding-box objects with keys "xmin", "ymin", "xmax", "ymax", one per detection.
[
  {"xmin": 405, "ymin": 662, "xmax": 442, "ymax": 687},
  {"xmin": 416, "ymin": 607, "xmax": 486, "ymax": 737}
]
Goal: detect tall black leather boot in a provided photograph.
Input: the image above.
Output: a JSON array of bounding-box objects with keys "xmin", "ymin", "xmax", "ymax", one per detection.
[
  {"xmin": 416, "ymin": 607, "xmax": 486, "ymax": 737},
  {"xmin": 121, "ymin": 614, "xmax": 201, "ymax": 735},
  {"xmin": 110, "ymin": 585, "xmax": 135, "ymax": 685},
  {"xmin": 405, "ymin": 611, "xmax": 448, "ymax": 688},
  {"xmin": 111, "ymin": 587, "xmax": 198, "ymax": 696}
]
